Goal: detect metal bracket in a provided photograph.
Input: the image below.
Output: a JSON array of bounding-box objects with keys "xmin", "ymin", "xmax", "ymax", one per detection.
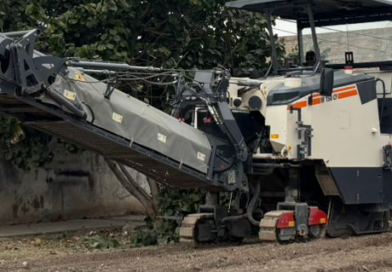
[
  {"xmin": 9, "ymin": 29, "xmax": 65, "ymax": 95},
  {"xmin": 290, "ymin": 106, "xmax": 313, "ymax": 161},
  {"xmin": 345, "ymin": 52, "xmax": 354, "ymax": 65},
  {"xmin": 104, "ymin": 75, "xmax": 118, "ymax": 100},
  {"xmin": 277, "ymin": 201, "xmax": 309, "ymax": 237}
]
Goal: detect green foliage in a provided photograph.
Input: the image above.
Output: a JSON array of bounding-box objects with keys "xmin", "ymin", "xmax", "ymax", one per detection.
[
  {"xmin": 56, "ymin": 139, "xmax": 85, "ymax": 154},
  {"xmin": 82, "ymin": 235, "xmax": 120, "ymax": 250},
  {"xmin": 130, "ymin": 189, "xmax": 206, "ymax": 245},
  {"xmin": 0, "ymin": 116, "xmax": 53, "ymax": 170},
  {"xmin": 3, "ymin": 0, "xmax": 275, "ymax": 75},
  {"xmin": 159, "ymin": 189, "xmax": 205, "ymax": 215},
  {"xmin": 155, "ymin": 189, "xmax": 206, "ymax": 243},
  {"xmin": 128, "ymin": 189, "xmax": 206, "ymax": 246},
  {"xmin": 131, "ymin": 230, "xmax": 158, "ymax": 247},
  {"xmin": 0, "ymin": 116, "xmax": 84, "ymax": 170}
]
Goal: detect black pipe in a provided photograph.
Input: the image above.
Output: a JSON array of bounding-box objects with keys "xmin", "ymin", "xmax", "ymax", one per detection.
[
  {"xmin": 221, "ymin": 182, "xmax": 260, "ymax": 226},
  {"xmin": 221, "ymin": 182, "xmax": 261, "ymax": 225},
  {"xmin": 46, "ymin": 88, "xmax": 86, "ymax": 119},
  {"xmin": 247, "ymin": 182, "xmax": 261, "ymax": 226},
  {"xmin": 221, "ymin": 214, "xmax": 247, "ymax": 223},
  {"xmin": 377, "ymin": 78, "xmax": 387, "ymax": 125}
]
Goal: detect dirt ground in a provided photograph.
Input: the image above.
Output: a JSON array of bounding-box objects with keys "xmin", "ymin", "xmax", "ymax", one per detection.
[{"xmin": 1, "ymin": 229, "xmax": 392, "ymax": 272}]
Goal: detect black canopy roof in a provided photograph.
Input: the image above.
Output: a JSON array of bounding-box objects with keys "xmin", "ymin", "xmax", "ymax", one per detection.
[{"xmin": 226, "ymin": 0, "xmax": 392, "ymax": 28}]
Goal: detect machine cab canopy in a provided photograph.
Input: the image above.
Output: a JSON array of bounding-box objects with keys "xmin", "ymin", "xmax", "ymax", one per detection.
[
  {"xmin": 226, "ymin": 0, "xmax": 392, "ymax": 29},
  {"xmin": 226, "ymin": 0, "xmax": 392, "ymax": 73}
]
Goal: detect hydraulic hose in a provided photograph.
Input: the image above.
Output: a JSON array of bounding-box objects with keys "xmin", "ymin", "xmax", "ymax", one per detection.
[
  {"xmin": 221, "ymin": 182, "xmax": 261, "ymax": 225},
  {"xmin": 247, "ymin": 181, "xmax": 261, "ymax": 226}
]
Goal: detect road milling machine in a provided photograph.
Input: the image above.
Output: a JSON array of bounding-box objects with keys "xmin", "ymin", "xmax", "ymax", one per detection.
[{"xmin": 0, "ymin": 0, "xmax": 392, "ymax": 244}]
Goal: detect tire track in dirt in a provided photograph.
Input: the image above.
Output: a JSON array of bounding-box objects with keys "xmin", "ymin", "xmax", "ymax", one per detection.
[{"xmin": 2, "ymin": 233, "xmax": 392, "ymax": 272}]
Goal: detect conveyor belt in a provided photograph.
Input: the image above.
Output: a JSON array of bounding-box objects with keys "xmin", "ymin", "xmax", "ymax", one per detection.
[
  {"xmin": 0, "ymin": 30, "xmax": 245, "ymax": 192},
  {"xmin": 0, "ymin": 92, "xmax": 222, "ymax": 190},
  {"xmin": 25, "ymin": 119, "xmax": 214, "ymax": 189}
]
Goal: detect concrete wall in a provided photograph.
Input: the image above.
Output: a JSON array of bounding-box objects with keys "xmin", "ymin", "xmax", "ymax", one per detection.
[
  {"xmin": 0, "ymin": 143, "xmax": 146, "ymax": 225},
  {"xmin": 284, "ymin": 27, "xmax": 392, "ymax": 64}
]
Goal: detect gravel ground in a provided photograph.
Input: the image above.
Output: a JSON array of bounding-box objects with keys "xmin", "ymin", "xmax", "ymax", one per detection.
[{"xmin": 1, "ymin": 230, "xmax": 392, "ymax": 272}]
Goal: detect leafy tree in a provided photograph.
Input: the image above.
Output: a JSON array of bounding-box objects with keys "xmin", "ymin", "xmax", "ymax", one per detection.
[{"xmin": 3, "ymin": 0, "xmax": 275, "ymax": 74}]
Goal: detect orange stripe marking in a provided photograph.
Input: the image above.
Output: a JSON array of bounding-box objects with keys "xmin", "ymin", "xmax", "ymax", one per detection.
[
  {"xmin": 288, "ymin": 85, "xmax": 358, "ymax": 110},
  {"xmin": 338, "ymin": 90, "xmax": 358, "ymax": 99},
  {"xmin": 312, "ymin": 98, "xmax": 322, "ymax": 105},
  {"xmin": 292, "ymin": 101, "xmax": 308, "ymax": 109},
  {"xmin": 334, "ymin": 86, "xmax": 357, "ymax": 94}
]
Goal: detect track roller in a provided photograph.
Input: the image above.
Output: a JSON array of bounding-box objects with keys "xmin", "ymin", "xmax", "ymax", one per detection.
[
  {"xmin": 259, "ymin": 206, "xmax": 328, "ymax": 243},
  {"xmin": 179, "ymin": 213, "xmax": 215, "ymax": 246},
  {"xmin": 259, "ymin": 211, "xmax": 296, "ymax": 242},
  {"xmin": 308, "ymin": 207, "xmax": 327, "ymax": 239}
]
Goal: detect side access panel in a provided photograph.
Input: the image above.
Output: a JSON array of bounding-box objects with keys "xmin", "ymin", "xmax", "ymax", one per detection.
[{"xmin": 329, "ymin": 167, "xmax": 384, "ymax": 204}]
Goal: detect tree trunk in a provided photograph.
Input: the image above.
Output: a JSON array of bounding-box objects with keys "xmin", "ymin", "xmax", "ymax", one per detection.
[
  {"xmin": 146, "ymin": 176, "xmax": 159, "ymax": 209},
  {"xmin": 106, "ymin": 159, "xmax": 158, "ymax": 219}
]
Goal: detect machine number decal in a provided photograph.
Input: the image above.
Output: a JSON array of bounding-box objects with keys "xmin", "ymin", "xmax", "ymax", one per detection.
[
  {"xmin": 290, "ymin": 85, "xmax": 358, "ymax": 109},
  {"xmin": 270, "ymin": 134, "xmax": 279, "ymax": 139},
  {"xmin": 63, "ymin": 89, "xmax": 76, "ymax": 101},
  {"xmin": 157, "ymin": 133, "xmax": 167, "ymax": 143},
  {"xmin": 197, "ymin": 152, "xmax": 206, "ymax": 162},
  {"xmin": 112, "ymin": 112, "xmax": 123, "ymax": 123}
]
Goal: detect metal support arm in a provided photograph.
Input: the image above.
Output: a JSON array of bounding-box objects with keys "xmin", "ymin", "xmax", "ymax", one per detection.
[
  {"xmin": 66, "ymin": 59, "xmax": 162, "ymax": 72},
  {"xmin": 265, "ymin": 10, "xmax": 279, "ymax": 75},
  {"xmin": 306, "ymin": 4, "xmax": 322, "ymax": 65}
]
